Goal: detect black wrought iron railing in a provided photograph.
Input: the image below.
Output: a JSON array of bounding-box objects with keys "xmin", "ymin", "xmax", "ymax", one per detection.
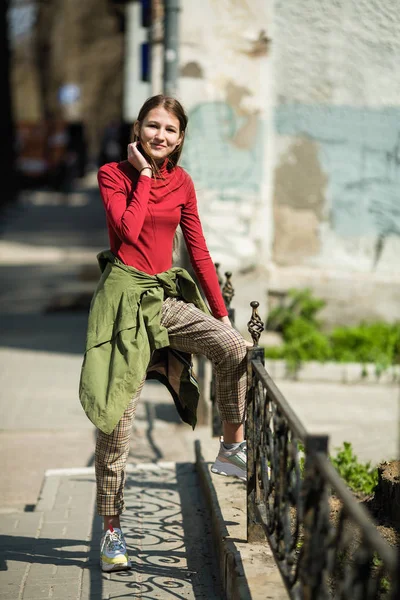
[
  {"xmin": 245, "ymin": 302, "xmax": 398, "ymax": 600},
  {"xmin": 207, "ymin": 262, "xmax": 398, "ymax": 599}
]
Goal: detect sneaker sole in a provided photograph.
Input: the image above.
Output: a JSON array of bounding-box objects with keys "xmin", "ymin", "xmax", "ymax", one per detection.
[
  {"xmin": 101, "ymin": 559, "xmax": 131, "ymax": 572},
  {"xmin": 211, "ymin": 460, "xmax": 246, "ymax": 481}
]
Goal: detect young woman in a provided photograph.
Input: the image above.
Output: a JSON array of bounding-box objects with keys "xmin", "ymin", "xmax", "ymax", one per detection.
[{"xmin": 79, "ymin": 94, "xmax": 250, "ymax": 573}]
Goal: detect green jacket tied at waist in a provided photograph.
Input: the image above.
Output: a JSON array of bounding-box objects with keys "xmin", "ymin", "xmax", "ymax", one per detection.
[{"xmin": 79, "ymin": 249, "xmax": 211, "ymax": 434}]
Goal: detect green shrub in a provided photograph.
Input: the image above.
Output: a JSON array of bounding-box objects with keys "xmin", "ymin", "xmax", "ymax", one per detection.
[
  {"xmin": 271, "ymin": 318, "xmax": 332, "ymax": 372},
  {"xmin": 330, "ymin": 322, "xmax": 400, "ymax": 375},
  {"xmin": 264, "ymin": 288, "xmax": 400, "ymax": 375},
  {"xmin": 266, "ymin": 288, "xmax": 325, "ymax": 332}
]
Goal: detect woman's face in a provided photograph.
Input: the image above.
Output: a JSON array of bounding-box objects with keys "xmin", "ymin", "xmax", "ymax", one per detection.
[{"xmin": 136, "ymin": 106, "xmax": 183, "ymax": 163}]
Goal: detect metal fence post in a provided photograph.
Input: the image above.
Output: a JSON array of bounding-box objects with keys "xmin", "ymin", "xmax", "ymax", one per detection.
[
  {"xmin": 222, "ymin": 271, "xmax": 235, "ymax": 325},
  {"xmin": 299, "ymin": 434, "xmax": 329, "ymax": 599},
  {"xmin": 194, "ymin": 354, "xmax": 210, "ymax": 426},
  {"xmin": 246, "ymin": 301, "xmax": 266, "ymax": 542},
  {"xmin": 210, "ymin": 266, "xmax": 237, "ymax": 437}
]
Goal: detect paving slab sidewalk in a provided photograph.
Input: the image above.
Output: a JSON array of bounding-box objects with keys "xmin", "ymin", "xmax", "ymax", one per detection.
[{"xmin": 0, "ymin": 461, "xmax": 225, "ymax": 600}]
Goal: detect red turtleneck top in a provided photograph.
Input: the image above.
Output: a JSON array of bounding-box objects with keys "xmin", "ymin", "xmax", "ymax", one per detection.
[{"xmin": 97, "ymin": 160, "xmax": 228, "ymax": 319}]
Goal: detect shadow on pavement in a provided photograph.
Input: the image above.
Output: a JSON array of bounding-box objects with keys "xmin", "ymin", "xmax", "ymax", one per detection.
[
  {"xmin": 0, "ymin": 535, "xmax": 91, "ymax": 570},
  {"xmin": 0, "ymin": 177, "xmax": 107, "ymax": 355},
  {"xmin": 0, "ymin": 181, "xmax": 106, "ymax": 249},
  {"xmin": 0, "ymin": 313, "xmax": 89, "ymax": 355}
]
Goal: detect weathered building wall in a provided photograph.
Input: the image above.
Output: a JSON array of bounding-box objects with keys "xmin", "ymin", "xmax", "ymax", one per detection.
[
  {"xmin": 176, "ymin": 0, "xmax": 400, "ymax": 332},
  {"xmin": 271, "ymin": 0, "xmax": 400, "ymax": 326},
  {"xmin": 175, "ymin": 0, "xmax": 274, "ymax": 332}
]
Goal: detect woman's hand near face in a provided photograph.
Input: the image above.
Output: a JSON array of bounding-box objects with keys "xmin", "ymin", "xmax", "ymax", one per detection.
[{"xmin": 127, "ymin": 142, "xmax": 152, "ymax": 176}]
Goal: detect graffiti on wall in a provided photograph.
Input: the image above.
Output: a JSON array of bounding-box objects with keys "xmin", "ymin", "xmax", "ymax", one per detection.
[
  {"xmin": 180, "ymin": 101, "xmax": 265, "ymax": 268},
  {"xmin": 276, "ymin": 105, "xmax": 400, "ymax": 244}
]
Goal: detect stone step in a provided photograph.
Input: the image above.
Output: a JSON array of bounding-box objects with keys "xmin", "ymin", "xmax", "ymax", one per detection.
[{"xmin": 195, "ymin": 437, "xmax": 289, "ymax": 600}]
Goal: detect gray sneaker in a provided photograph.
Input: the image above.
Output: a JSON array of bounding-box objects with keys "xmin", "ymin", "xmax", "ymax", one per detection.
[
  {"xmin": 211, "ymin": 440, "xmax": 246, "ymax": 481},
  {"xmin": 100, "ymin": 526, "xmax": 131, "ymax": 572}
]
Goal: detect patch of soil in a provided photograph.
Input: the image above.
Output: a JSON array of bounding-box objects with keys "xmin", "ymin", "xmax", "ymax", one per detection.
[
  {"xmin": 329, "ymin": 460, "xmax": 399, "ymax": 598},
  {"xmin": 380, "ymin": 460, "xmax": 400, "ymax": 482},
  {"xmin": 328, "ymin": 461, "xmax": 400, "ymax": 550},
  {"xmin": 292, "ymin": 462, "xmax": 399, "ymax": 597},
  {"xmin": 327, "ymin": 461, "xmax": 400, "ymax": 548}
]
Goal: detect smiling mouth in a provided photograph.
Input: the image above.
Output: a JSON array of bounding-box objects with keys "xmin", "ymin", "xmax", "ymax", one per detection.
[{"xmin": 151, "ymin": 144, "xmax": 165, "ymax": 149}]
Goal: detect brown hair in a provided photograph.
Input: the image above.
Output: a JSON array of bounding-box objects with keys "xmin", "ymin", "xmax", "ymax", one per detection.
[{"xmin": 132, "ymin": 94, "xmax": 188, "ymax": 173}]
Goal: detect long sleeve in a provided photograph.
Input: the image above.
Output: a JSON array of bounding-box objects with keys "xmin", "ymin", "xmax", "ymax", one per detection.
[
  {"xmin": 97, "ymin": 164, "xmax": 152, "ymax": 244},
  {"xmin": 180, "ymin": 176, "xmax": 228, "ymax": 319}
]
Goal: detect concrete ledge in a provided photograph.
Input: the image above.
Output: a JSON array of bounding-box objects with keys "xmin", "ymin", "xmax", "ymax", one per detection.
[
  {"xmin": 195, "ymin": 440, "xmax": 289, "ymax": 600},
  {"xmin": 265, "ymin": 359, "xmax": 400, "ymax": 385}
]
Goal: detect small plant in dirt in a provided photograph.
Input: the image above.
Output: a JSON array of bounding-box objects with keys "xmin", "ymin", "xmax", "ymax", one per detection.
[
  {"xmin": 372, "ymin": 554, "xmax": 392, "ymax": 595},
  {"xmin": 329, "ymin": 441, "xmax": 379, "ymax": 495},
  {"xmin": 296, "ymin": 441, "xmax": 378, "ymax": 496},
  {"xmin": 294, "ymin": 441, "xmax": 393, "ymax": 598}
]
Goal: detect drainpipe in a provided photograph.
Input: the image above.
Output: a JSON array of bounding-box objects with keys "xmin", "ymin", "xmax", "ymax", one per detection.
[{"xmin": 163, "ymin": 0, "xmax": 180, "ymax": 96}]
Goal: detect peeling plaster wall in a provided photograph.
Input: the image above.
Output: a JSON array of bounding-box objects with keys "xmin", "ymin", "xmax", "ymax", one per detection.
[
  {"xmin": 178, "ymin": 0, "xmax": 273, "ymax": 281},
  {"xmin": 274, "ymin": 137, "xmax": 327, "ymax": 263},
  {"xmin": 174, "ymin": 0, "xmax": 400, "ymax": 328},
  {"xmin": 273, "ymin": 0, "xmax": 400, "ymax": 275},
  {"xmin": 271, "ymin": 0, "xmax": 400, "ymax": 325},
  {"xmin": 275, "ymin": 1, "xmax": 400, "ymax": 107},
  {"xmin": 275, "ymin": 106, "xmax": 400, "ymax": 273}
]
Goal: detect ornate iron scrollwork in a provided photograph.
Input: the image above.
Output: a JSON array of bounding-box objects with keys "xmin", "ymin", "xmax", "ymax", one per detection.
[
  {"xmin": 247, "ymin": 300, "xmax": 264, "ymax": 346},
  {"xmin": 214, "ymin": 262, "xmax": 223, "ymax": 288},
  {"xmin": 222, "ymin": 271, "xmax": 234, "ymax": 309}
]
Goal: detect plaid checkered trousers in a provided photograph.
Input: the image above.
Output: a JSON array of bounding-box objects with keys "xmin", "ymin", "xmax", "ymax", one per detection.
[{"xmin": 95, "ymin": 297, "xmax": 248, "ymax": 515}]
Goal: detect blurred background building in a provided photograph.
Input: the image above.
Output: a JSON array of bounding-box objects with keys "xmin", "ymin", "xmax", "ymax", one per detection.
[{"xmin": 4, "ymin": 0, "xmax": 400, "ymax": 331}]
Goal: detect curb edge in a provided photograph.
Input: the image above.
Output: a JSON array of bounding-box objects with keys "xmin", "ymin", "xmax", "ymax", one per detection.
[{"xmin": 194, "ymin": 439, "xmax": 252, "ymax": 600}]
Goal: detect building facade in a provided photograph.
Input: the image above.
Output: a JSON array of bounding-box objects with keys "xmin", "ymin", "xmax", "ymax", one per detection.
[
  {"xmin": 168, "ymin": 0, "xmax": 400, "ymax": 331},
  {"xmin": 10, "ymin": 0, "xmax": 400, "ymax": 331}
]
